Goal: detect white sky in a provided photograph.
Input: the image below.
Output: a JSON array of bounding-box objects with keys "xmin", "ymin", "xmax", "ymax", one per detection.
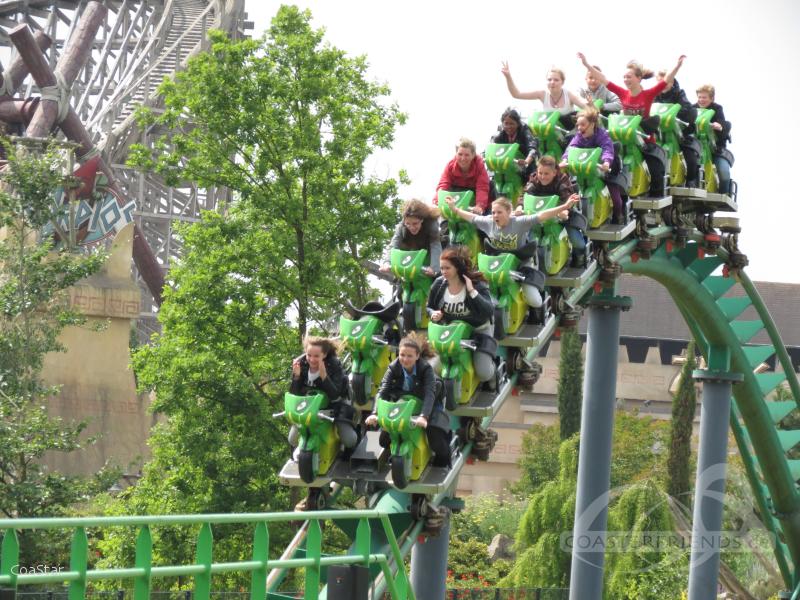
[{"xmin": 248, "ymin": 0, "xmax": 800, "ymax": 284}]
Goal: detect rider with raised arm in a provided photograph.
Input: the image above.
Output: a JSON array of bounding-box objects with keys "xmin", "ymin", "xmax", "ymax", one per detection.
[
  {"xmin": 434, "ymin": 137, "xmax": 493, "ymax": 215},
  {"xmin": 579, "ymin": 65, "xmax": 622, "ymax": 113},
  {"xmin": 446, "ymin": 194, "xmax": 578, "ymax": 306},
  {"xmin": 559, "ymin": 106, "xmax": 625, "ymax": 224},
  {"xmin": 365, "ymin": 332, "xmax": 451, "ymax": 467},
  {"xmin": 501, "ymin": 62, "xmax": 588, "ymax": 115},
  {"xmin": 290, "ymin": 336, "xmax": 358, "ymax": 450},
  {"xmin": 380, "ymin": 199, "xmax": 442, "ymax": 276},
  {"xmin": 655, "ymin": 70, "xmax": 700, "ymax": 188},
  {"xmin": 577, "ymin": 52, "xmax": 686, "ymax": 196}
]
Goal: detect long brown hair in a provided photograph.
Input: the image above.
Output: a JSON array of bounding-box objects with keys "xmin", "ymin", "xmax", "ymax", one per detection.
[
  {"xmin": 440, "ymin": 245, "xmax": 486, "ymax": 283},
  {"xmin": 399, "ymin": 331, "xmax": 435, "ymax": 359},
  {"xmin": 401, "ymin": 198, "xmax": 440, "ymax": 221},
  {"xmin": 303, "ymin": 335, "xmax": 340, "ymax": 358}
]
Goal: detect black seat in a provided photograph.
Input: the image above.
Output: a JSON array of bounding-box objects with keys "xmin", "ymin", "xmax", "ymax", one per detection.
[
  {"xmin": 483, "ymin": 240, "xmax": 538, "ymax": 261},
  {"xmin": 346, "ymin": 300, "xmax": 401, "ymax": 322}
]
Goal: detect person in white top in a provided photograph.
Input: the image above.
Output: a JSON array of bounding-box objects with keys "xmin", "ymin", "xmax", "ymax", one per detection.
[{"xmin": 501, "ymin": 62, "xmax": 587, "ymax": 114}]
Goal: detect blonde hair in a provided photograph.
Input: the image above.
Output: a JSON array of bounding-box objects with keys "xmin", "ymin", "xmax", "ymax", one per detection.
[
  {"xmin": 696, "ymin": 84, "xmax": 716, "ymax": 100},
  {"xmin": 492, "ymin": 197, "xmax": 513, "ymax": 213},
  {"xmin": 547, "ymin": 67, "xmax": 566, "ymax": 83},
  {"xmin": 577, "ymin": 105, "xmax": 600, "ymax": 127},
  {"xmin": 399, "ymin": 331, "xmax": 435, "ymax": 359},
  {"xmin": 626, "ymin": 61, "xmax": 654, "ymax": 80},
  {"xmin": 456, "ymin": 137, "xmax": 476, "ymax": 154}
]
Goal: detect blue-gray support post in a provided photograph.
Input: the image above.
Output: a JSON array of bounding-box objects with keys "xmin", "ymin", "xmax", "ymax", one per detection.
[
  {"xmin": 410, "ymin": 517, "xmax": 450, "ymax": 600},
  {"xmin": 568, "ymin": 294, "xmax": 629, "ymax": 600},
  {"xmin": 687, "ymin": 357, "xmax": 742, "ymax": 600}
]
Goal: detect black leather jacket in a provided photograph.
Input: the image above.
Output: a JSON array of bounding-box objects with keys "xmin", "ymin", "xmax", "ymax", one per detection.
[
  {"xmin": 289, "ymin": 355, "xmax": 348, "ymax": 402},
  {"xmin": 376, "ymin": 358, "xmax": 448, "ymax": 430}
]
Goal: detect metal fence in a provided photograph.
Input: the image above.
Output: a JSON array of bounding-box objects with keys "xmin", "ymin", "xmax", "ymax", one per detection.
[
  {"xmin": 12, "ymin": 589, "xmax": 569, "ymax": 600},
  {"xmin": 444, "ymin": 591, "xmax": 569, "ymax": 600}
]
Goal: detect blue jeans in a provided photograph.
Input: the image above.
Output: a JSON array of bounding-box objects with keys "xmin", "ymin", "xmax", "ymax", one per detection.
[
  {"xmin": 714, "ymin": 155, "xmax": 732, "ymax": 194},
  {"xmin": 567, "ymin": 226, "xmax": 586, "ymax": 252}
]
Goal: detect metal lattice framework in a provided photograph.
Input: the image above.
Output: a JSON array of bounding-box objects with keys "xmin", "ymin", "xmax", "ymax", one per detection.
[{"xmin": 0, "ymin": 0, "xmax": 247, "ymax": 336}]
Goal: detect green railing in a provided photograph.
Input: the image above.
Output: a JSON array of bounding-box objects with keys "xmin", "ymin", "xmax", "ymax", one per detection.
[{"xmin": 0, "ymin": 511, "xmax": 415, "ymax": 600}]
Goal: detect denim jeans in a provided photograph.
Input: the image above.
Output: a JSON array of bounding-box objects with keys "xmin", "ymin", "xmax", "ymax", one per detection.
[{"xmin": 714, "ymin": 155, "xmax": 732, "ymax": 194}]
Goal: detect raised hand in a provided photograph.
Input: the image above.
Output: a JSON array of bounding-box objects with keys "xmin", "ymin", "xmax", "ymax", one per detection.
[{"xmin": 463, "ymin": 275, "xmax": 474, "ymax": 293}]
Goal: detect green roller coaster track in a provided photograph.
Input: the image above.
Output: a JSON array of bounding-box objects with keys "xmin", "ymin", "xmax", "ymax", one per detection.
[{"xmin": 1, "ymin": 230, "xmax": 799, "ymax": 598}]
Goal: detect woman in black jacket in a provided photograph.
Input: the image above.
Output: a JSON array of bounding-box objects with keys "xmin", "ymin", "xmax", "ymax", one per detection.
[
  {"xmin": 366, "ymin": 332, "xmax": 451, "ymax": 467},
  {"xmin": 491, "ymin": 107, "xmax": 538, "ymax": 178},
  {"xmin": 426, "ymin": 245, "xmax": 496, "ymax": 383},
  {"xmin": 289, "ymin": 336, "xmax": 358, "ymax": 449}
]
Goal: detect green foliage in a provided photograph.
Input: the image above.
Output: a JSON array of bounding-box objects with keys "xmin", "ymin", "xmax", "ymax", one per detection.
[
  {"xmin": 605, "ymin": 480, "xmax": 688, "ymax": 600},
  {"xmin": 451, "ymin": 493, "xmax": 525, "ymax": 544},
  {"xmin": 0, "ymin": 142, "xmax": 114, "ymax": 563},
  {"xmin": 505, "ymin": 413, "xmax": 673, "ymax": 590},
  {"xmin": 446, "ymin": 538, "xmax": 512, "ymax": 589},
  {"xmin": 129, "ymin": 6, "xmax": 406, "ymax": 339},
  {"xmin": 557, "ymin": 329, "xmax": 583, "ymax": 440},
  {"xmin": 511, "ymin": 423, "xmax": 561, "ymax": 497},
  {"xmin": 502, "ymin": 437, "xmax": 578, "ymax": 588},
  {"xmin": 99, "ymin": 7, "xmax": 407, "ymax": 587},
  {"xmin": 609, "ymin": 412, "xmax": 670, "ymax": 489},
  {"xmin": 514, "ymin": 412, "xmax": 670, "ymax": 499},
  {"xmin": 666, "ymin": 341, "xmax": 697, "ymax": 501}
]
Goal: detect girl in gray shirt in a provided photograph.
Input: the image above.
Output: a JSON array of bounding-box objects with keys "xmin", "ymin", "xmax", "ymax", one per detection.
[{"xmin": 444, "ymin": 195, "xmax": 578, "ymax": 307}]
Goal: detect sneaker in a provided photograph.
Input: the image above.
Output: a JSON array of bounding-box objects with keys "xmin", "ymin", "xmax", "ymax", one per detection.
[{"xmin": 292, "ymin": 446, "xmax": 300, "ymax": 462}]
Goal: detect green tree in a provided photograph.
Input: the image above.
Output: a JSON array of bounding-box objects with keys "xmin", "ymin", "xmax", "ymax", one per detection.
[
  {"xmin": 99, "ymin": 7, "xmax": 406, "ymax": 582},
  {"xmin": 0, "ymin": 143, "xmax": 114, "ymax": 561},
  {"xmin": 557, "ymin": 328, "xmax": 583, "ymax": 440},
  {"xmin": 129, "ymin": 5, "xmax": 405, "ymax": 343},
  {"xmin": 666, "ymin": 341, "xmax": 697, "ymax": 501},
  {"xmin": 502, "ymin": 437, "xmax": 579, "ymax": 589},
  {"xmin": 504, "ymin": 414, "xmax": 672, "ymax": 589},
  {"xmin": 512, "ymin": 422, "xmax": 561, "ymax": 497},
  {"xmin": 605, "ymin": 480, "xmax": 688, "ymax": 600}
]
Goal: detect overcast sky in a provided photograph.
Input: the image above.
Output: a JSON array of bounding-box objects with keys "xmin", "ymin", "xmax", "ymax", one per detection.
[{"xmin": 248, "ymin": 1, "xmax": 800, "ymax": 284}]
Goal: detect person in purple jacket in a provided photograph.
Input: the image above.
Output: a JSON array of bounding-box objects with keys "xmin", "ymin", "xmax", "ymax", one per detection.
[{"xmin": 559, "ymin": 106, "xmax": 625, "ymax": 224}]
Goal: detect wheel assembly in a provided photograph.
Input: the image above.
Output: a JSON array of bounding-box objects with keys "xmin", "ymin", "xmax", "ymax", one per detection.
[
  {"xmin": 402, "ymin": 302, "xmax": 417, "ymax": 333},
  {"xmin": 351, "ymin": 372, "xmax": 369, "ymax": 406},
  {"xmin": 493, "ymin": 306, "xmax": 506, "ymax": 339},
  {"xmin": 391, "ymin": 455, "xmax": 408, "ymax": 489},
  {"xmin": 410, "ymin": 494, "xmax": 428, "ymax": 521},
  {"xmin": 298, "ymin": 449, "xmax": 316, "ymax": 484}
]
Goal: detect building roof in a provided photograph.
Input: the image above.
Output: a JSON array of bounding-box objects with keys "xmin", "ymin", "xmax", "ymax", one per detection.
[{"xmin": 573, "ymin": 275, "xmax": 800, "ymax": 369}]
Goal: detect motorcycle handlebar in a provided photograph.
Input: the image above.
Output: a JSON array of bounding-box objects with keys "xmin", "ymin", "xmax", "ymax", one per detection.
[
  {"xmin": 272, "ymin": 411, "xmax": 286, "ymax": 418},
  {"xmin": 460, "ymin": 340, "xmax": 478, "ymax": 351}
]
